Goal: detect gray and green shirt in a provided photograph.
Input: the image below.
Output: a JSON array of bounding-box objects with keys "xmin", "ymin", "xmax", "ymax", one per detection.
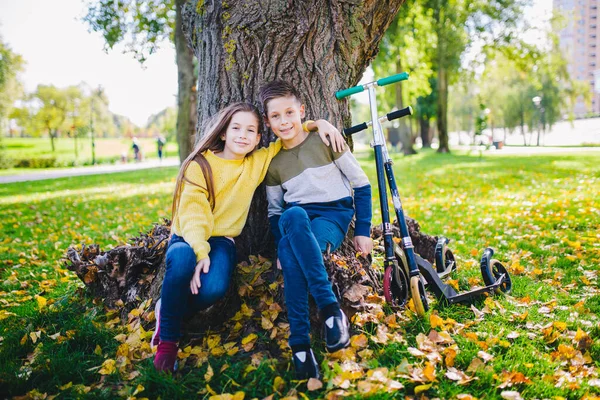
[{"xmin": 265, "ymin": 132, "xmax": 372, "ymax": 246}]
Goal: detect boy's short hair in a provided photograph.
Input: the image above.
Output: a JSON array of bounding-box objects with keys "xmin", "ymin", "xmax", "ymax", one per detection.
[{"xmin": 259, "ymin": 80, "xmax": 302, "ymax": 115}]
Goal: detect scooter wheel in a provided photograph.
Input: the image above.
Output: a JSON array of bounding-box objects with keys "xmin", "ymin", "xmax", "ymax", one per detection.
[
  {"xmin": 481, "ymin": 249, "xmax": 512, "ymax": 294},
  {"xmin": 410, "ymin": 275, "xmax": 429, "ymax": 317},
  {"xmin": 435, "ymin": 237, "xmax": 457, "ymax": 274},
  {"xmin": 383, "ymin": 266, "xmax": 408, "ymax": 307},
  {"xmin": 487, "ymin": 259, "xmax": 512, "ymax": 294}
]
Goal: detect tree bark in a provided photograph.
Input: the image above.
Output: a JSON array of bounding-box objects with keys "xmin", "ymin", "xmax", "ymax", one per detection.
[
  {"xmin": 175, "ymin": 0, "xmax": 197, "ymax": 163},
  {"xmin": 182, "ymin": 0, "xmax": 405, "ymax": 260}
]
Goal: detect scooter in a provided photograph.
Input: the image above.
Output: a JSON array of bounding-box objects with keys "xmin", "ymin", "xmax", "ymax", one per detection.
[{"xmin": 335, "ymin": 73, "xmax": 512, "ymax": 316}]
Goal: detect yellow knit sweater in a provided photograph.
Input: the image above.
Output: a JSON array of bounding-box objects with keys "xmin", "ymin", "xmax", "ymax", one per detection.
[{"xmin": 171, "ymin": 140, "xmax": 282, "ymax": 261}]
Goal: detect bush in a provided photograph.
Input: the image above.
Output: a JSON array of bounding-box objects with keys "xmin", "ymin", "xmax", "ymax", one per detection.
[
  {"xmin": 13, "ymin": 157, "xmax": 59, "ymax": 168},
  {"xmin": 0, "ymin": 154, "xmax": 15, "ymax": 169}
]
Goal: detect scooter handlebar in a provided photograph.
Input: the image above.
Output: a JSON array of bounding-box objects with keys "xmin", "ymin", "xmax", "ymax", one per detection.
[
  {"xmin": 342, "ymin": 106, "xmax": 413, "ymax": 136},
  {"xmin": 377, "ymin": 72, "xmax": 409, "ymax": 87},
  {"xmin": 335, "ymin": 85, "xmax": 364, "ymax": 99},
  {"xmin": 386, "ymin": 106, "xmax": 413, "ymax": 121},
  {"xmin": 343, "ymin": 122, "xmax": 368, "ymax": 136}
]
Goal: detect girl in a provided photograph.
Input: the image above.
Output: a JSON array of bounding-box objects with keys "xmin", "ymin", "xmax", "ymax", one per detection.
[{"xmin": 152, "ymin": 102, "xmax": 344, "ymax": 372}]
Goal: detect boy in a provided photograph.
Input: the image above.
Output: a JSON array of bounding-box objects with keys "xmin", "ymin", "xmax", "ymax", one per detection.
[{"xmin": 260, "ymin": 80, "xmax": 373, "ymax": 379}]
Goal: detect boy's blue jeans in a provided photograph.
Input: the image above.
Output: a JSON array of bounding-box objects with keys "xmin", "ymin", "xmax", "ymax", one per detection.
[
  {"xmin": 159, "ymin": 234, "xmax": 236, "ymax": 342},
  {"xmin": 277, "ymin": 206, "xmax": 346, "ymax": 346}
]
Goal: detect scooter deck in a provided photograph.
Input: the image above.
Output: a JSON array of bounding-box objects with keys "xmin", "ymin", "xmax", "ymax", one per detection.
[{"xmin": 415, "ymin": 254, "xmax": 507, "ymax": 306}]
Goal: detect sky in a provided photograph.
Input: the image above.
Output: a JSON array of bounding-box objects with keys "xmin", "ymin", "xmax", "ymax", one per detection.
[{"xmin": 0, "ymin": 0, "xmax": 552, "ymax": 127}]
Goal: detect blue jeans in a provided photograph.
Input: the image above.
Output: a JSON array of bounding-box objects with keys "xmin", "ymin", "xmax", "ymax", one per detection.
[
  {"xmin": 159, "ymin": 234, "xmax": 237, "ymax": 342},
  {"xmin": 277, "ymin": 206, "xmax": 346, "ymax": 346}
]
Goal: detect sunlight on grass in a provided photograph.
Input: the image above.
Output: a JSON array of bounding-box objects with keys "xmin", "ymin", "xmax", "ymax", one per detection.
[{"xmin": 1, "ymin": 151, "xmax": 599, "ymax": 399}]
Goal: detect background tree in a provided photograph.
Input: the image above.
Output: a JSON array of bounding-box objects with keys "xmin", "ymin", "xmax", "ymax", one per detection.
[
  {"xmin": 373, "ymin": 0, "xmax": 435, "ymax": 154},
  {"xmin": 0, "ymin": 35, "xmax": 24, "ymax": 137},
  {"xmin": 146, "ymin": 106, "xmax": 177, "ymax": 141},
  {"xmin": 183, "ymin": 0, "xmax": 405, "ymax": 259},
  {"xmin": 425, "ymin": 0, "xmax": 527, "ymax": 153},
  {"xmin": 83, "ymin": 0, "xmax": 196, "ymax": 162}
]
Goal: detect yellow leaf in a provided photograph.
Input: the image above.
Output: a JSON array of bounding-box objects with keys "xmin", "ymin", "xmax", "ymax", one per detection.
[
  {"xmin": 232, "ymin": 392, "xmax": 245, "ymax": 400},
  {"xmin": 0, "ymin": 310, "xmax": 16, "ymax": 321},
  {"xmin": 273, "ymin": 376, "xmax": 285, "ymax": 392},
  {"xmin": 552, "ymin": 321, "xmax": 567, "ymax": 331},
  {"xmin": 423, "ymin": 362, "xmax": 437, "ymax": 382},
  {"xmin": 350, "ymin": 334, "xmax": 368, "ymax": 349},
  {"xmin": 98, "ymin": 359, "xmax": 116, "ymax": 375},
  {"xmin": 59, "ymin": 382, "xmax": 73, "ymax": 390},
  {"xmin": 132, "ymin": 384, "xmax": 145, "ymax": 396},
  {"xmin": 205, "ymin": 364, "xmax": 214, "ymax": 382},
  {"xmin": 414, "ymin": 383, "xmax": 433, "ymax": 394},
  {"xmin": 241, "ymin": 333, "xmax": 257, "ymax": 345},
  {"xmin": 207, "ymin": 334, "xmax": 221, "ymax": 349},
  {"xmin": 20, "ymin": 333, "xmax": 27, "ymax": 345},
  {"xmin": 29, "ymin": 331, "xmax": 41, "ymax": 344},
  {"xmin": 94, "ymin": 345, "xmax": 102, "ymax": 355},
  {"xmin": 206, "ymin": 384, "xmax": 217, "ymax": 396},
  {"xmin": 36, "ymin": 295, "xmax": 47, "ymax": 309},
  {"xmin": 261, "ymin": 316, "xmax": 274, "ymax": 330},
  {"xmin": 429, "ymin": 313, "xmax": 445, "ymax": 329}
]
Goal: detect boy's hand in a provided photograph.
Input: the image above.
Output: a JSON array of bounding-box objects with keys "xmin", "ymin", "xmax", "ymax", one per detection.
[
  {"xmin": 353, "ymin": 236, "xmax": 373, "ymax": 258},
  {"xmin": 190, "ymin": 257, "xmax": 210, "ymax": 295},
  {"xmin": 314, "ymin": 119, "xmax": 346, "ymax": 153}
]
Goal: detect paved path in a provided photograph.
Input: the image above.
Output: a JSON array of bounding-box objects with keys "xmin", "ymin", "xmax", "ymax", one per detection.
[{"xmin": 0, "ymin": 158, "xmax": 180, "ymax": 184}]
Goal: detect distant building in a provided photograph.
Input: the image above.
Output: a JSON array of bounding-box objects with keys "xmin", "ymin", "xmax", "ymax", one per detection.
[{"xmin": 555, "ymin": 0, "xmax": 600, "ymax": 115}]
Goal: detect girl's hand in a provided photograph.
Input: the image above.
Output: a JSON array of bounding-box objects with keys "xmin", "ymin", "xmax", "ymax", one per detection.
[
  {"xmin": 190, "ymin": 257, "xmax": 211, "ymax": 295},
  {"xmin": 314, "ymin": 119, "xmax": 346, "ymax": 153},
  {"xmin": 353, "ymin": 236, "xmax": 373, "ymax": 258}
]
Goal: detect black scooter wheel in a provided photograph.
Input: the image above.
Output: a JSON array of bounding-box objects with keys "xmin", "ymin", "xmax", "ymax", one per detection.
[
  {"xmin": 435, "ymin": 237, "xmax": 457, "ymax": 274},
  {"xmin": 410, "ymin": 275, "xmax": 429, "ymax": 317},
  {"xmin": 383, "ymin": 266, "xmax": 409, "ymax": 307},
  {"xmin": 481, "ymin": 248, "xmax": 512, "ymax": 294}
]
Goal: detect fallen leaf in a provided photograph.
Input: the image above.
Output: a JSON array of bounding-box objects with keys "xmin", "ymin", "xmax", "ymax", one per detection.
[
  {"xmin": 307, "ymin": 378, "xmax": 323, "ymax": 391},
  {"xmin": 205, "ymin": 364, "xmax": 214, "ymax": 382},
  {"xmin": 500, "ymin": 391, "xmax": 524, "ymax": 400}
]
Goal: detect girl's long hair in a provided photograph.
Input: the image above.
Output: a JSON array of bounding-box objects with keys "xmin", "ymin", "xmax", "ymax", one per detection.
[{"xmin": 171, "ymin": 102, "xmax": 262, "ymax": 221}]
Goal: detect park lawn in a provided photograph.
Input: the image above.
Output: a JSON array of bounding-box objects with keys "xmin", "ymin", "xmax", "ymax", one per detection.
[
  {"xmin": 0, "ymin": 150, "xmax": 599, "ymax": 399},
  {"xmin": 2, "ymin": 137, "xmax": 178, "ymax": 166}
]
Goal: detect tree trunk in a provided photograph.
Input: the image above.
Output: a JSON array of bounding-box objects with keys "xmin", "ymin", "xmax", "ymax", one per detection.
[
  {"xmin": 436, "ymin": 66, "xmax": 449, "ymax": 153},
  {"xmin": 175, "ymin": 0, "xmax": 197, "ymax": 163},
  {"xmin": 419, "ymin": 116, "xmax": 431, "ymax": 147},
  {"xmin": 50, "ymin": 129, "xmax": 56, "ymax": 153},
  {"xmin": 395, "ymin": 59, "xmax": 416, "ymax": 155},
  {"xmin": 182, "ymin": 0, "xmax": 405, "ymax": 260}
]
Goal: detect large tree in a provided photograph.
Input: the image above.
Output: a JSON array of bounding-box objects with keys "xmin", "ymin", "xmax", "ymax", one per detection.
[
  {"xmin": 425, "ymin": 0, "xmax": 527, "ymax": 153},
  {"xmin": 373, "ymin": 0, "xmax": 435, "ymax": 155},
  {"xmin": 84, "ymin": 0, "xmax": 196, "ymax": 162},
  {"xmin": 182, "ymin": 0, "xmax": 405, "ymax": 259},
  {"xmin": 0, "ymin": 35, "xmax": 24, "ymax": 137}
]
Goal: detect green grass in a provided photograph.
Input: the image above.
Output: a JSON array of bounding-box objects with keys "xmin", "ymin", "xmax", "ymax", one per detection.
[
  {"xmin": 1, "ymin": 149, "xmax": 599, "ymax": 399},
  {"xmin": 2, "ymin": 137, "xmax": 178, "ymax": 167}
]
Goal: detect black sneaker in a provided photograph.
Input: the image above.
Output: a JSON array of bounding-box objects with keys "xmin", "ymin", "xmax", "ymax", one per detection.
[
  {"xmin": 324, "ymin": 311, "xmax": 350, "ymax": 352},
  {"xmin": 292, "ymin": 349, "xmax": 320, "ymax": 380}
]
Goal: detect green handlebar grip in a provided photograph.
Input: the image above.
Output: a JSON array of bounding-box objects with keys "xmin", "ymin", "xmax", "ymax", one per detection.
[
  {"xmin": 377, "ymin": 72, "xmax": 409, "ymax": 87},
  {"xmin": 335, "ymin": 85, "xmax": 364, "ymax": 99}
]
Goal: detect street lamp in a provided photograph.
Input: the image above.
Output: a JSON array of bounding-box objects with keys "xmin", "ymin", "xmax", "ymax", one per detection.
[
  {"xmin": 72, "ymin": 98, "xmax": 80, "ymax": 161},
  {"xmin": 532, "ymin": 96, "xmax": 544, "ymax": 146},
  {"xmin": 90, "ymin": 86, "xmax": 102, "ymax": 165}
]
